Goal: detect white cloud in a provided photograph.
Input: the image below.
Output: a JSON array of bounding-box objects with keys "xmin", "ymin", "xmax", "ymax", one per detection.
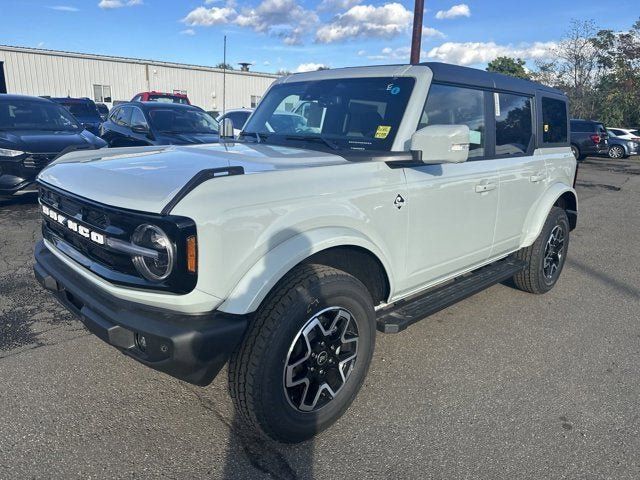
[
  {"xmin": 296, "ymin": 62, "xmax": 329, "ymax": 72},
  {"xmin": 317, "ymin": 0, "xmax": 361, "ymax": 12},
  {"xmin": 435, "ymin": 4, "xmax": 470, "ymax": 20},
  {"xmin": 235, "ymin": 0, "xmax": 318, "ymax": 45},
  {"xmin": 180, "ymin": 28, "xmax": 196, "ymax": 35},
  {"xmin": 49, "ymin": 5, "xmax": 79, "ymax": 11},
  {"xmin": 316, "ymin": 3, "xmax": 413, "ymax": 43},
  {"xmin": 357, "ymin": 49, "xmax": 366, "ymax": 56},
  {"xmin": 422, "ymin": 27, "xmax": 445, "ymax": 38},
  {"xmin": 263, "ymin": 60, "xmax": 271, "ymax": 65},
  {"xmin": 426, "ymin": 41, "xmax": 557, "ymax": 66},
  {"xmin": 182, "ymin": 6, "xmax": 236, "ymax": 26},
  {"xmin": 98, "ymin": 0, "xmax": 141, "ymax": 8}
]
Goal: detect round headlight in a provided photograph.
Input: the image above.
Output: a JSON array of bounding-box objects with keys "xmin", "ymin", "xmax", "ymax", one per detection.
[{"xmin": 131, "ymin": 224, "xmax": 175, "ymax": 282}]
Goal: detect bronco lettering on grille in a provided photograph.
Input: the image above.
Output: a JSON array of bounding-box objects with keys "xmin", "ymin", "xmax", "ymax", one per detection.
[{"xmin": 41, "ymin": 204, "xmax": 105, "ymax": 245}]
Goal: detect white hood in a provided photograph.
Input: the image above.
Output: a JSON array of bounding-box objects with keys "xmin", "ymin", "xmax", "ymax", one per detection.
[{"xmin": 38, "ymin": 143, "xmax": 348, "ymax": 213}]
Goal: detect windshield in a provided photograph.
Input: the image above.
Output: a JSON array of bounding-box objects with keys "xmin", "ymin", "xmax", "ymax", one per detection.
[
  {"xmin": 149, "ymin": 95, "xmax": 189, "ymax": 105},
  {"xmin": 148, "ymin": 108, "xmax": 219, "ymax": 134},
  {"xmin": 58, "ymin": 101, "xmax": 101, "ymax": 120},
  {"xmin": 0, "ymin": 99, "xmax": 81, "ymax": 131},
  {"xmin": 242, "ymin": 77, "xmax": 416, "ymax": 151}
]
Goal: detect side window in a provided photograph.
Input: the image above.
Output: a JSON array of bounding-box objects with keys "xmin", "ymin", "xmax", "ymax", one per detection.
[
  {"xmin": 541, "ymin": 97, "xmax": 568, "ymax": 143},
  {"xmin": 108, "ymin": 107, "xmax": 120, "ymax": 122},
  {"xmin": 495, "ymin": 93, "xmax": 533, "ymax": 156},
  {"xmin": 420, "ymin": 83, "xmax": 485, "ymax": 158},
  {"xmin": 130, "ymin": 108, "xmax": 148, "ymax": 128},
  {"xmin": 115, "ymin": 106, "xmax": 132, "ymax": 127}
]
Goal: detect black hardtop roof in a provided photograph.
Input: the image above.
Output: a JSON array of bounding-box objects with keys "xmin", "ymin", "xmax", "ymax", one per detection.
[{"xmin": 421, "ymin": 62, "xmax": 565, "ymax": 97}]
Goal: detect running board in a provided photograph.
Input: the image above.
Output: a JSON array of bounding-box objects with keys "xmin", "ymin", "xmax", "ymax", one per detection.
[{"xmin": 376, "ymin": 257, "xmax": 527, "ymax": 334}]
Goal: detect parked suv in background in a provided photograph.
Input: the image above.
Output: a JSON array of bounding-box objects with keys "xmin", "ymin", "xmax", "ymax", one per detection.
[
  {"xmin": 131, "ymin": 91, "xmax": 191, "ymax": 105},
  {"xmin": 0, "ymin": 94, "xmax": 105, "ymax": 196},
  {"xmin": 34, "ymin": 63, "xmax": 577, "ymax": 443},
  {"xmin": 100, "ymin": 102, "xmax": 219, "ymax": 147},
  {"xmin": 570, "ymin": 119, "xmax": 608, "ymax": 160},
  {"xmin": 51, "ymin": 97, "xmax": 104, "ymax": 136}
]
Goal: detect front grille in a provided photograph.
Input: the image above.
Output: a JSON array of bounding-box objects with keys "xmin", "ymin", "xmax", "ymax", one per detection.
[
  {"xmin": 38, "ymin": 182, "xmax": 198, "ymax": 294},
  {"xmin": 39, "ymin": 185, "xmax": 135, "ymax": 276},
  {"xmin": 23, "ymin": 153, "xmax": 57, "ymax": 170}
]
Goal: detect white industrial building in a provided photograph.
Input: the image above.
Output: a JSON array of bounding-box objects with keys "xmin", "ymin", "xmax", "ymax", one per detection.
[{"xmin": 0, "ymin": 45, "xmax": 278, "ymax": 111}]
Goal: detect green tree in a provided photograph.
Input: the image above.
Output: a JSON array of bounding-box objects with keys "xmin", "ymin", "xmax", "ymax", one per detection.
[
  {"xmin": 591, "ymin": 18, "xmax": 640, "ymax": 126},
  {"xmin": 215, "ymin": 63, "xmax": 234, "ymax": 70},
  {"xmin": 486, "ymin": 56, "xmax": 530, "ymax": 79}
]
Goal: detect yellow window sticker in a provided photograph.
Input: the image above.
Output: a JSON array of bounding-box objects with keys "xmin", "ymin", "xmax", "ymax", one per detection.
[
  {"xmin": 544, "ymin": 124, "xmax": 550, "ymax": 132},
  {"xmin": 375, "ymin": 126, "xmax": 392, "ymax": 139}
]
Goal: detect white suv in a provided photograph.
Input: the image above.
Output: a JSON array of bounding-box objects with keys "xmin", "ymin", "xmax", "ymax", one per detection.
[{"xmin": 34, "ymin": 63, "xmax": 577, "ymax": 443}]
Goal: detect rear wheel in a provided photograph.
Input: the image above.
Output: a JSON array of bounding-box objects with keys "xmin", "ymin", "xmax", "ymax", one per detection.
[
  {"xmin": 228, "ymin": 264, "xmax": 376, "ymax": 443},
  {"xmin": 513, "ymin": 207, "xmax": 570, "ymax": 294},
  {"xmin": 608, "ymin": 145, "xmax": 626, "ymax": 159}
]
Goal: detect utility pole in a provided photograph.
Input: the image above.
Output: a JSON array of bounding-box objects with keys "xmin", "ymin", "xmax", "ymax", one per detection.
[
  {"xmin": 222, "ymin": 35, "xmax": 227, "ymax": 115},
  {"xmin": 410, "ymin": 0, "xmax": 424, "ymax": 65}
]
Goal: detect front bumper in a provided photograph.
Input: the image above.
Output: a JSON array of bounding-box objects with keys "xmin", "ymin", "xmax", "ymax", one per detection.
[{"xmin": 34, "ymin": 240, "xmax": 248, "ymax": 386}]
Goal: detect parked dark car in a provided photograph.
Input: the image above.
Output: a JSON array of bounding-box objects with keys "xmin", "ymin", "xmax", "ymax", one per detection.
[
  {"xmin": 96, "ymin": 103, "xmax": 109, "ymax": 121},
  {"xmin": 606, "ymin": 134, "xmax": 639, "ymax": 159},
  {"xmin": 51, "ymin": 97, "xmax": 103, "ymax": 136},
  {"xmin": 570, "ymin": 119, "xmax": 609, "ymax": 160},
  {"xmin": 99, "ymin": 102, "xmax": 219, "ymax": 147},
  {"xmin": 0, "ymin": 94, "xmax": 106, "ymax": 196}
]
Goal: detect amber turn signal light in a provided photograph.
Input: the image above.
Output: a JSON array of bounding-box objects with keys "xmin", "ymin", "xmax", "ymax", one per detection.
[{"xmin": 186, "ymin": 236, "xmax": 197, "ymax": 273}]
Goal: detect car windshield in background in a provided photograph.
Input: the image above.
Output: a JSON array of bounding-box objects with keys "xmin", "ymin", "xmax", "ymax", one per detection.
[
  {"xmin": 149, "ymin": 95, "xmax": 189, "ymax": 104},
  {"xmin": 242, "ymin": 77, "xmax": 416, "ymax": 151},
  {"xmin": 148, "ymin": 108, "xmax": 218, "ymax": 134},
  {"xmin": 0, "ymin": 99, "xmax": 81, "ymax": 131},
  {"xmin": 59, "ymin": 102, "xmax": 101, "ymax": 119}
]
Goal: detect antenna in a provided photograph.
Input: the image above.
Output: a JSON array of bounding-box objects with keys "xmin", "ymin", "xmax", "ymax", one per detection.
[{"xmin": 222, "ymin": 35, "xmax": 227, "ymax": 115}]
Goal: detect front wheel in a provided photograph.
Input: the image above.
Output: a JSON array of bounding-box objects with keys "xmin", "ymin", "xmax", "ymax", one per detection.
[
  {"xmin": 513, "ymin": 207, "xmax": 570, "ymax": 294},
  {"xmin": 228, "ymin": 264, "xmax": 376, "ymax": 443}
]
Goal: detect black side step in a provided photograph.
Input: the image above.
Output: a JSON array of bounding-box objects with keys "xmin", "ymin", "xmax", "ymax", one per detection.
[{"xmin": 376, "ymin": 257, "xmax": 527, "ymax": 333}]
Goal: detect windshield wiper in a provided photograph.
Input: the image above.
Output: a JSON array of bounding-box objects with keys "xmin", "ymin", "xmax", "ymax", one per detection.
[{"xmin": 285, "ymin": 135, "xmax": 340, "ymax": 151}]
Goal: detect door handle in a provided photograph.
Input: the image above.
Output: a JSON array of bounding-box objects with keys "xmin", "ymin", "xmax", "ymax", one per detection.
[
  {"xmin": 530, "ymin": 172, "xmax": 547, "ymax": 183},
  {"xmin": 475, "ymin": 182, "xmax": 497, "ymax": 193}
]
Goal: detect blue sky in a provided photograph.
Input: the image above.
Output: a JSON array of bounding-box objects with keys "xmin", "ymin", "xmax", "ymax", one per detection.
[{"xmin": 1, "ymin": 0, "xmax": 637, "ymax": 73}]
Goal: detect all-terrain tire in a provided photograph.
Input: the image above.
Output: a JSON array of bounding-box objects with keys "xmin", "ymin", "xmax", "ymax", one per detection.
[
  {"xmin": 512, "ymin": 207, "xmax": 570, "ymax": 294},
  {"xmin": 228, "ymin": 264, "xmax": 376, "ymax": 443}
]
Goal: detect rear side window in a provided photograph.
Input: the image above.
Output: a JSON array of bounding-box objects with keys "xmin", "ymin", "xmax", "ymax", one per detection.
[
  {"xmin": 420, "ymin": 83, "xmax": 486, "ymax": 158},
  {"xmin": 541, "ymin": 97, "xmax": 568, "ymax": 143},
  {"xmin": 495, "ymin": 93, "xmax": 533, "ymax": 156}
]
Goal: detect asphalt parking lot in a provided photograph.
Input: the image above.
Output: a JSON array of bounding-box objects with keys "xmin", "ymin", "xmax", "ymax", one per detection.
[{"xmin": 1, "ymin": 156, "xmax": 639, "ymax": 479}]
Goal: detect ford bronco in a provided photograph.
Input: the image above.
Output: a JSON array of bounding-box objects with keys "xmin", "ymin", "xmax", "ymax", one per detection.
[{"xmin": 33, "ymin": 63, "xmax": 577, "ymax": 443}]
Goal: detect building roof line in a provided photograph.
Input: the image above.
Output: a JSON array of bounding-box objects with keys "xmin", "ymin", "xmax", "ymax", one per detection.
[{"xmin": 0, "ymin": 44, "xmax": 278, "ymax": 79}]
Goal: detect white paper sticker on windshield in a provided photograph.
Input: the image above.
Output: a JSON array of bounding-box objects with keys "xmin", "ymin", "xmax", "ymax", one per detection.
[{"xmin": 494, "ymin": 92, "xmax": 501, "ymax": 117}]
